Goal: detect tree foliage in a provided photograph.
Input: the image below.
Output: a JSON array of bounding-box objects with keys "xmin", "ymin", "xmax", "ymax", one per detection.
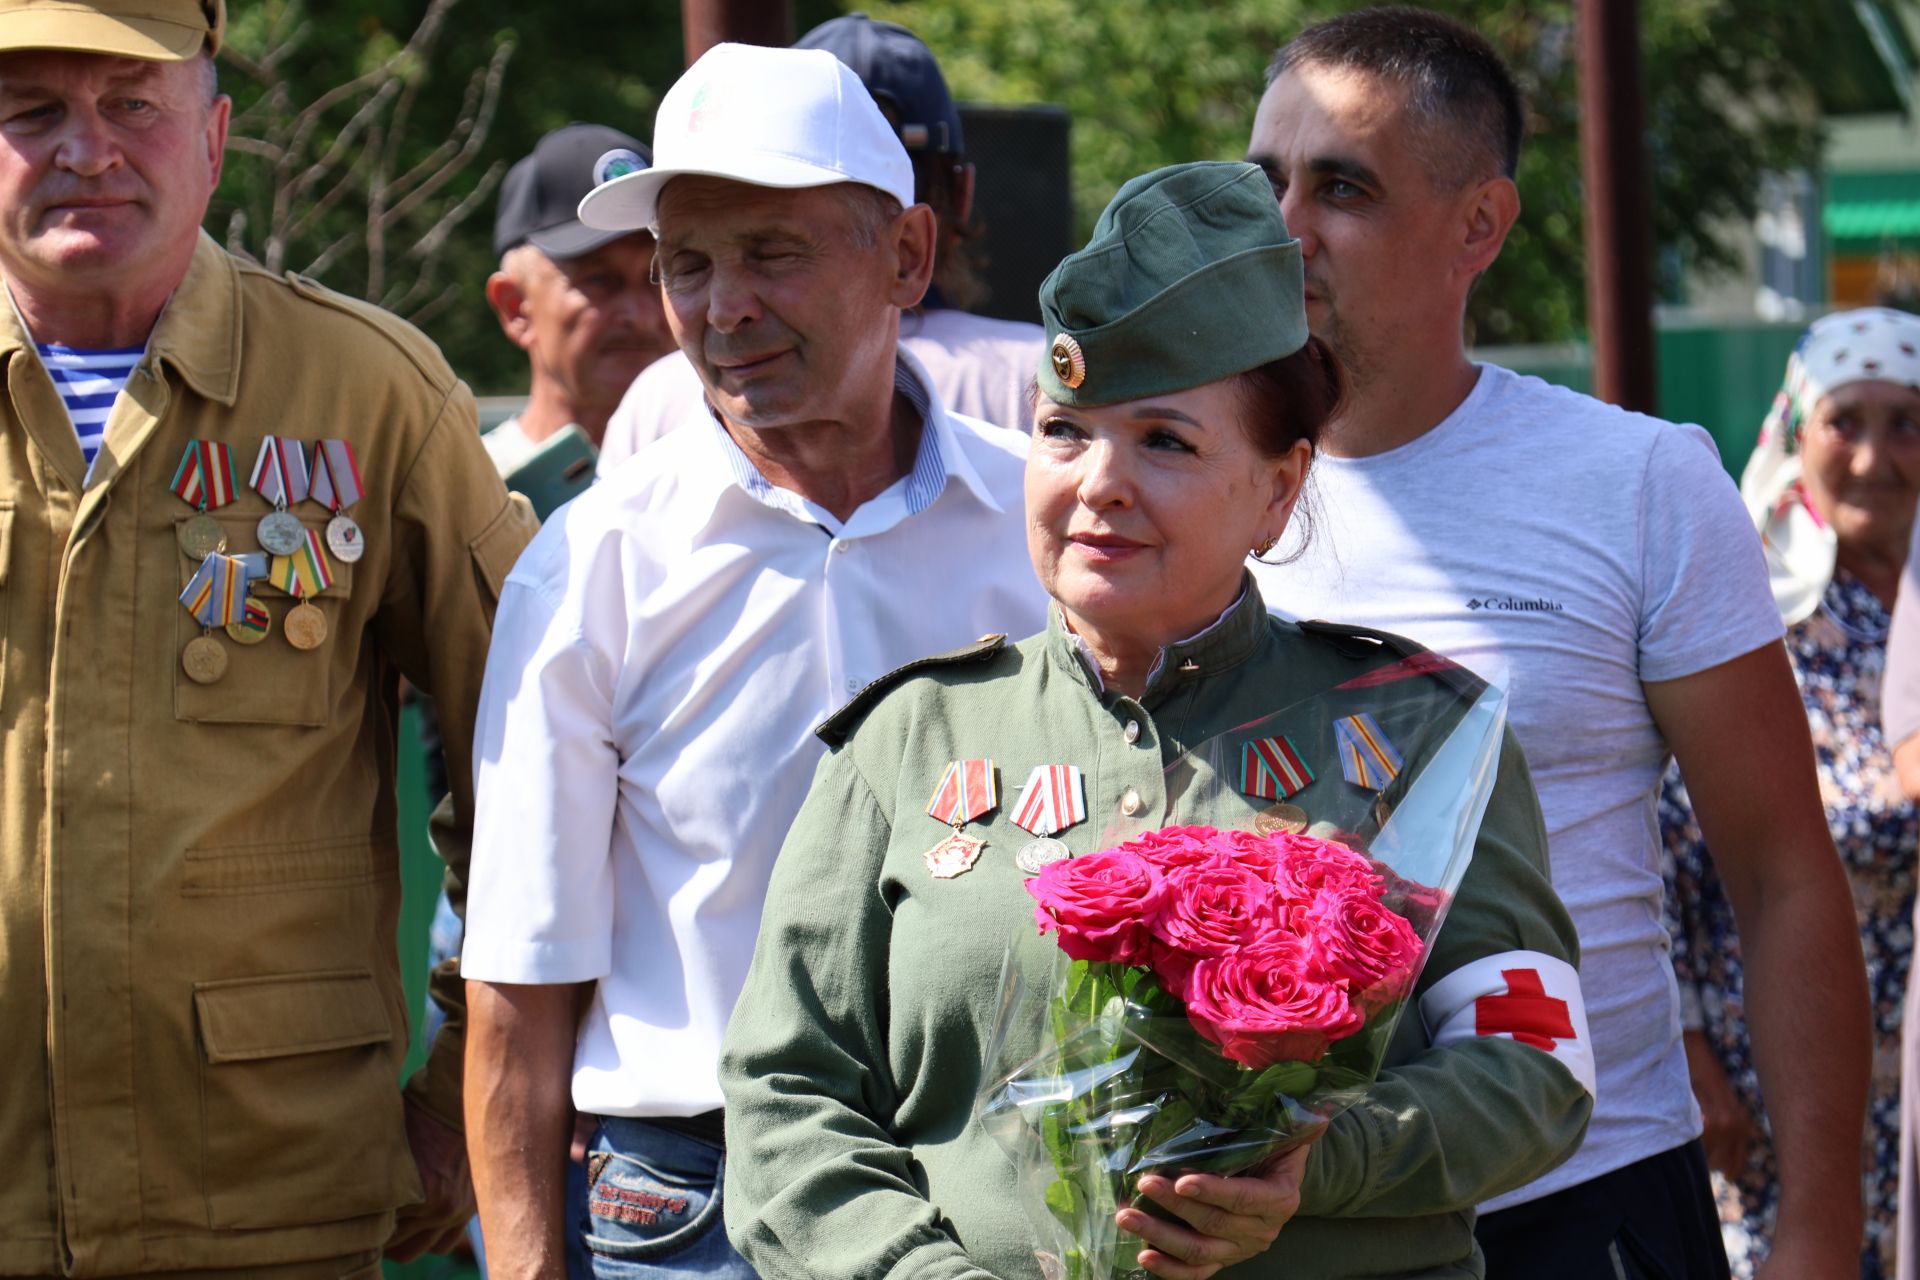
[
  {"xmin": 872, "ymin": 0, "xmax": 1856, "ymax": 346},
  {"xmin": 205, "ymin": 0, "xmax": 1867, "ymax": 389}
]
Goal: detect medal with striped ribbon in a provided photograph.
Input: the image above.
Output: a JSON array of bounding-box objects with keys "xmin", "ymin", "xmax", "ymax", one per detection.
[
  {"xmin": 923, "ymin": 758, "xmax": 997, "ymax": 879},
  {"xmin": 1011, "ymin": 763, "xmax": 1086, "ymax": 873},
  {"xmin": 1241, "ymin": 735, "xmax": 1315, "ymax": 835},
  {"xmin": 178, "ymin": 552, "xmax": 249, "ymax": 684},
  {"xmin": 270, "ymin": 527, "xmax": 334, "ymax": 651},
  {"xmin": 1333, "ymin": 713, "xmax": 1403, "ymax": 791},
  {"xmin": 170, "ymin": 441, "xmax": 238, "ymax": 560},
  {"xmin": 250, "ymin": 436, "xmax": 312, "ymax": 556},
  {"xmin": 310, "ymin": 439, "xmax": 366, "ymax": 564}
]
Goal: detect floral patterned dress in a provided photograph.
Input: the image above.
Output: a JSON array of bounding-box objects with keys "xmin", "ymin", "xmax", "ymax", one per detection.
[{"xmin": 1660, "ymin": 567, "xmax": 1918, "ymax": 1279}]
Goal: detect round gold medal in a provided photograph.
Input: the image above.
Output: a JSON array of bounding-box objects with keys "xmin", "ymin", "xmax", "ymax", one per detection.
[
  {"xmin": 284, "ymin": 600, "xmax": 328, "ymax": 650},
  {"xmin": 225, "ymin": 607, "xmax": 271, "ymax": 646},
  {"xmin": 1254, "ymin": 802, "xmax": 1309, "ymax": 836},
  {"xmin": 181, "ymin": 634, "xmax": 228, "ymax": 684},
  {"xmin": 180, "ymin": 514, "xmax": 227, "ymax": 561}
]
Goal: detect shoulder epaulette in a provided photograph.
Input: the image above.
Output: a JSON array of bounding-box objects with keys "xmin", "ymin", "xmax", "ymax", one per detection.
[
  {"xmin": 815, "ymin": 633, "xmax": 1009, "ymax": 748},
  {"xmin": 269, "ymin": 269, "xmax": 457, "ymax": 391},
  {"xmin": 1295, "ymin": 618, "xmax": 1422, "ymax": 660},
  {"xmin": 1295, "ymin": 619, "xmax": 1487, "ymax": 699}
]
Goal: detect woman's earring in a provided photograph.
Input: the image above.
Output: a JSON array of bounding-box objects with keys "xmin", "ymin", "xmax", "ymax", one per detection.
[{"xmin": 1252, "ymin": 534, "xmax": 1280, "ymax": 561}]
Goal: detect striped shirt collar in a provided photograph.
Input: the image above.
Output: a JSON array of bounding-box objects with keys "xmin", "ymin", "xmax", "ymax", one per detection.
[{"xmin": 704, "ymin": 347, "xmax": 1002, "ymax": 532}]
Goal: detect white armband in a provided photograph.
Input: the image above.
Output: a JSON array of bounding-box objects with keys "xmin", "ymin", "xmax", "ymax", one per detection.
[{"xmin": 1419, "ymin": 951, "xmax": 1596, "ymax": 1100}]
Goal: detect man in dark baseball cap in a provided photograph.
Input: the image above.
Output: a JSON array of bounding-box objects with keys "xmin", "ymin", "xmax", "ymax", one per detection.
[{"xmin": 484, "ymin": 122, "xmax": 673, "ymax": 469}]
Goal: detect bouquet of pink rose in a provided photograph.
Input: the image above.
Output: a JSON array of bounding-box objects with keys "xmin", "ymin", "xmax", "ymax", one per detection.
[
  {"xmin": 1032, "ymin": 826, "xmax": 1426, "ymax": 1068},
  {"xmin": 976, "ymin": 666, "xmax": 1509, "ymax": 1280}
]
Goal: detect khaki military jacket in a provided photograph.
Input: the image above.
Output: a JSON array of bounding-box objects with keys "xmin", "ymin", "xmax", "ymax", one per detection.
[
  {"xmin": 721, "ymin": 585, "xmax": 1593, "ymax": 1280},
  {"xmin": 0, "ymin": 232, "xmax": 535, "ymax": 1276}
]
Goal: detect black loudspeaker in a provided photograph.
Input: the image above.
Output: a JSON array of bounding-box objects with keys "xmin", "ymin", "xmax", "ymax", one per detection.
[{"xmin": 955, "ymin": 103, "xmax": 1074, "ymax": 326}]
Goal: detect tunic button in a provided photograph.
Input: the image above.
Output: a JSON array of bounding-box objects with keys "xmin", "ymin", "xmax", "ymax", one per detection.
[
  {"xmin": 1120, "ymin": 788, "xmax": 1143, "ymax": 816},
  {"xmin": 846, "ymin": 677, "xmax": 861, "ymax": 692},
  {"xmin": 1123, "ymin": 719, "xmax": 1140, "ymax": 744}
]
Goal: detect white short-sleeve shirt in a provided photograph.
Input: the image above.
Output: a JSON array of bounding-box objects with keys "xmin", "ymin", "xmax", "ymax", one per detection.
[
  {"xmin": 1252, "ymin": 363, "xmax": 1785, "ymax": 1209},
  {"xmin": 463, "ymin": 350, "xmax": 1048, "ymax": 1117}
]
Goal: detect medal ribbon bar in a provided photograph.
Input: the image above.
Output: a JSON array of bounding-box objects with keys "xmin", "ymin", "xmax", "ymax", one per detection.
[
  {"xmin": 250, "ymin": 436, "xmax": 311, "ymax": 506},
  {"xmin": 926, "ymin": 758, "xmax": 997, "ymax": 827},
  {"xmin": 310, "ymin": 439, "xmax": 365, "ymax": 511},
  {"xmin": 169, "ymin": 441, "xmax": 238, "ymax": 510},
  {"xmin": 1011, "ymin": 764, "xmax": 1086, "ymax": 837},
  {"xmin": 1333, "ymin": 713, "xmax": 1402, "ymax": 790},
  {"xmin": 1240, "ymin": 735, "xmax": 1313, "ymax": 800},
  {"xmin": 270, "ymin": 528, "xmax": 335, "ymax": 598},
  {"xmin": 179, "ymin": 553, "xmax": 248, "ymax": 628}
]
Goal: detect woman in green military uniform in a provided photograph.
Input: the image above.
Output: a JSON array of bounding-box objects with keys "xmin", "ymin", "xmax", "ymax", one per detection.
[{"xmin": 719, "ymin": 163, "xmax": 1593, "ymax": 1280}]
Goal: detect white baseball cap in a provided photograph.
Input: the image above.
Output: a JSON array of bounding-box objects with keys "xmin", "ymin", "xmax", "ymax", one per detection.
[{"xmin": 577, "ymin": 43, "xmax": 915, "ymax": 233}]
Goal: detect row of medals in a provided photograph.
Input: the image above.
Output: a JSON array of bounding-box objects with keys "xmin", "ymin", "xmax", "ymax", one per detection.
[
  {"xmin": 1007, "ymin": 801, "xmax": 1311, "ymax": 874},
  {"xmin": 179, "ymin": 506, "xmax": 364, "ymax": 686}
]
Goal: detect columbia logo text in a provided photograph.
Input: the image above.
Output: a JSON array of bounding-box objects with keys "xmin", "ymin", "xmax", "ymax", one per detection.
[{"xmin": 1466, "ymin": 596, "xmax": 1566, "ymax": 614}]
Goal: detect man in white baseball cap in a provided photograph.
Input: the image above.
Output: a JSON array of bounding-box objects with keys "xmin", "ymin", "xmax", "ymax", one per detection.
[
  {"xmin": 461, "ymin": 41, "xmax": 1046, "ymax": 1278},
  {"xmin": 593, "ymin": 15, "xmax": 1048, "ymax": 471}
]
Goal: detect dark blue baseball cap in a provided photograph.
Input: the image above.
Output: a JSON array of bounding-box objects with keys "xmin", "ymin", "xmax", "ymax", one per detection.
[
  {"xmin": 495, "ymin": 123, "xmax": 652, "ymax": 258},
  {"xmin": 796, "ymin": 13, "xmax": 964, "ymax": 159}
]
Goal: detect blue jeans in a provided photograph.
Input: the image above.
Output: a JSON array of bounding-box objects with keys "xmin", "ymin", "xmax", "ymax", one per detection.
[{"xmin": 576, "ymin": 1116, "xmax": 756, "ymax": 1280}]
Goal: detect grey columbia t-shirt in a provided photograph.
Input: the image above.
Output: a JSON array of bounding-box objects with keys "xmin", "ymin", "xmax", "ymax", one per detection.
[{"xmin": 1253, "ymin": 362, "xmax": 1784, "ymax": 1210}]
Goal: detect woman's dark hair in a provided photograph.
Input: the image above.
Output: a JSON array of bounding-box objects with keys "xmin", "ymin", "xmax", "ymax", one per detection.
[
  {"xmin": 1232, "ymin": 336, "xmax": 1343, "ymax": 459},
  {"xmin": 1233, "ymin": 336, "xmax": 1342, "ymax": 561}
]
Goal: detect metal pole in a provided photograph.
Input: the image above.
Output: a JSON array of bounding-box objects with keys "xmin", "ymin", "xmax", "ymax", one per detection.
[
  {"xmin": 1576, "ymin": 0, "xmax": 1658, "ymax": 412},
  {"xmin": 682, "ymin": 0, "xmax": 792, "ymax": 65}
]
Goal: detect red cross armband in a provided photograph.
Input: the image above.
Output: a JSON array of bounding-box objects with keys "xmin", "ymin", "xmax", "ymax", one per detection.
[{"xmin": 1418, "ymin": 951, "xmax": 1597, "ymax": 1099}]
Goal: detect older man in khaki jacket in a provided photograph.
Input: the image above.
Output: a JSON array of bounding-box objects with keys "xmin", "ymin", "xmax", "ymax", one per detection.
[{"xmin": 0, "ymin": 2, "xmax": 534, "ymax": 1277}]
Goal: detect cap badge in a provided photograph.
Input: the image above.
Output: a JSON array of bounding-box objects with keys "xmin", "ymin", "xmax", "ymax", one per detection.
[
  {"xmin": 594, "ymin": 148, "xmax": 647, "ymax": 185},
  {"xmin": 1051, "ymin": 333, "xmax": 1087, "ymax": 389}
]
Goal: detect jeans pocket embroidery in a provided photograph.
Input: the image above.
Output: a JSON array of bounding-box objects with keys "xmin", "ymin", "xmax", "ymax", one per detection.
[{"xmin": 582, "ymin": 1148, "xmax": 726, "ymax": 1261}]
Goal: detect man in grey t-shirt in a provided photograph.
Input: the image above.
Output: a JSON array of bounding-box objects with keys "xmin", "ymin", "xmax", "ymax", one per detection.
[{"xmin": 1246, "ymin": 10, "xmax": 1868, "ymax": 1279}]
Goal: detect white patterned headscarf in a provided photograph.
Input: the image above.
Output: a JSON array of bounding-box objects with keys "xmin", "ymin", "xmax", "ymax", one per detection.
[{"xmin": 1741, "ymin": 306, "xmax": 1920, "ymax": 624}]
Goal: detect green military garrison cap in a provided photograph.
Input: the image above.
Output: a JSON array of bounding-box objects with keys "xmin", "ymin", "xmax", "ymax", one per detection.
[{"xmin": 1036, "ymin": 161, "xmax": 1307, "ymax": 407}]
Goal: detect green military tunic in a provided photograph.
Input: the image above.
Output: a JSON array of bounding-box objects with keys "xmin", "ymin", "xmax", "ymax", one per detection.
[{"xmin": 720, "ymin": 581, "xmax": 1591, "ymax": 1280}]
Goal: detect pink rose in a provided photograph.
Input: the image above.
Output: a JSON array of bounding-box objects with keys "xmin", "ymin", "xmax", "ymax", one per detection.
[
  {"xmin": 1182, "ymin": 935, "xmax": 1364, "ymax": 1067},
  {"xmin": 1124, "ymin": 825, "xmax": 1223, "ymax": 872},
  {"xmin": 1147, "ymin": 857, "xmax": 1280, "ymax": 997},
  {"xmin": 1205, "ymin": 827, "xmax": 1292, "ymax": 878},
  {"xmin": 1270, "ymin": 836, "xmax": 1384, "ymax": 905},
  {"xmin": 1027, "ymin": 848, "xmax": 1170, "ymax": 966},
  {"xmin": 1297, "ymin": 886, "xmax": 1424, "ymax": 1012}
]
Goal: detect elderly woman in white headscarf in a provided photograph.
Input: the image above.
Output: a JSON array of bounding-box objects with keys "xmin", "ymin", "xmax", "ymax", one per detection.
[{"xmin": 1659, "ymin": 306, "xmax": 1920, "ymax": 1279}]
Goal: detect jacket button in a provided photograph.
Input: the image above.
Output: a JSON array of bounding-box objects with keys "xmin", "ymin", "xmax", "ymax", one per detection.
[
  {"xmin": 1120, "ymin": 788, "xmax": 1142, "ymax": 816},
  {"xmin": 1123, "ymin": 720, "xmax": 1140, "ymax": 744}
]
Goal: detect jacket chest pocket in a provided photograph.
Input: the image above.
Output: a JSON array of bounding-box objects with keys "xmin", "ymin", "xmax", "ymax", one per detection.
[{"xmin": 172, "ymin": 512, "xmax": 354, "ymax": 726}]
